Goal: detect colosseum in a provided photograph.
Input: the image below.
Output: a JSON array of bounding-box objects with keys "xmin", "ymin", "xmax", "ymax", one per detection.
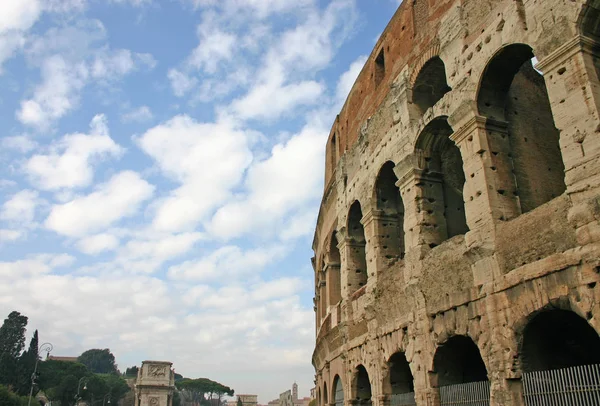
[{"xmin": 311, "ymin": 1, "xmax": 600, "ymax": 405}]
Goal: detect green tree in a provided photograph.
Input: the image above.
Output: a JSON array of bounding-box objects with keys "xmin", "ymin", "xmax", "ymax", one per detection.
[
  {"xmin": 124, "ymin": 366, "xmax": 138, "ymax": 377},
  {"xmin": 172, "ymin": 391, "xmax": 181, "ymax": 406},
  {"xmin": 0, "ymin": 384, "xmax": 29, "ymax": 406},
  {"xmin": 176, "ymin": 379, "xmax": 234, "ymax": 406},
  {"xmin": 78, "ymin": 349, "xmax": 118, "ymax": 375},
  {"xmin": 14, "ymin": 330, "xmax": 38, "ymax": 395},
  {"xmin": 0, "ymin": 311, "xmax": 28, "ymax": 388},
  {"xmin": 236, "ymin": 397, "xmax": 243, "ymax": 406}
]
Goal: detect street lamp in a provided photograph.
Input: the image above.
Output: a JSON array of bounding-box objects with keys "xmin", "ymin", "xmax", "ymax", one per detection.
[
  {"xmin": 74, "ymin": 377, "xmax": 89, "ymax": 405},
  {"xmin": 103, "ymin": 393, "xmax": 111, "ymax": 406},
  {"xmin": 27, "ymin": 342, "xmax": 53, "ymax": 406}
]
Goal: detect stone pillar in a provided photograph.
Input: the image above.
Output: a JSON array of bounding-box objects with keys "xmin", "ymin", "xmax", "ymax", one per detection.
[
  {"xmin": 339, "ymin": 237, "xmax": 368, "ymax": 297},
  {"xmin": 536, "ymin": 35, "xmax": 600, "ymax": 195},
  {"xmin": 362, "ymin": 209, "xmax": 404, "ymax": 271},
  {"xmin": 449, "ymin": 114, "xmax": 521, "ymax": 232},
  {"xmin": 135, "ymin": 361, "xmax": 175, "ymax": 406},
  {"xmin": 375, "ymin": 395, "xmax": 389, "ymax": 406},
  {"xmin": 414, "ymin": 388, "xmax": 440, "ymax": 406},
  {"xmin": 319, "ymin": 278, "xmax": 327, "ymax": 322},
  {"xmin": 396, "ymin": 166, "xmax": 447, "ymax": 254},
  {"xmin": 325, "ymin": 261, "xmax": 342, "ymax": 306}
]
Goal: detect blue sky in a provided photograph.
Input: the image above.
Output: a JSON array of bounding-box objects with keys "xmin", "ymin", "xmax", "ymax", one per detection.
[{"xmin": 0, "ymin": 0, "xmax": 399, "ymax": 402}]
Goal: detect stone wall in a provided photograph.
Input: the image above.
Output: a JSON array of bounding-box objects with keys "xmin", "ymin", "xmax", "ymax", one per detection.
[{"xmin": 311, "ymin": 1, "xmax": 600, "ymax": 405}]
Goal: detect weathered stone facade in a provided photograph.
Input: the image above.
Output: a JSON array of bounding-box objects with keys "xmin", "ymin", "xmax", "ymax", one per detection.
[
  {"xmin": 135, "ymin": 361, "xmax": 175, "ymax": 406},
  {"xmin": 311, "ymin": 1, "xmax": 600, "ymax": 405}
]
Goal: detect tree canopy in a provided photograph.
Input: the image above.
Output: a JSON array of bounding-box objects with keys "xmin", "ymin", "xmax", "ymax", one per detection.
[
  {"xmin": 176, "ymin": 378, "xmax": 234, "ymax": 406},
  {"xmin": 78, "ymin": 349, "xmax": 118, "ymax": 375}
]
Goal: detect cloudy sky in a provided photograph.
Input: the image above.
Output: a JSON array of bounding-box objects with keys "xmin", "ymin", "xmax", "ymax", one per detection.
[{"xmin": 0, "ymin": 0, "xmax": 399, "ymax": 402}]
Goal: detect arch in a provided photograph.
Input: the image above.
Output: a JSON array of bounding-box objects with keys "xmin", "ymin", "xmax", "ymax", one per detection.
[
  {"xmin": 520, "ymin": 308, "xmax": 600, "ymax": 373},
  {"xmin": 580, "ymin": 0, "xmax": 600, "ymax": 40},
  {"xmin": 352, "ymin": 365, "xmax": 372, "ymax": 406},
  {"xmin": 323, "ymin": 382, "xmax": 328, "ymax": 406},
  {"xmin": 477, "ymin": 43, "xmax": 566, "ymax": 214},
  {"xmin": 317, "ymin": 387, "xmax": 321, "ymax": 406},
  {"xmin": 415, "ymin": 117, "xmax": 468, "ymax": 244},
  {"xmin": 432, "ymin": 335, "xmax": 488, "ymax": 387},
  {"xmin": 347, "ymin": 201, "xmax": 367, "ymax": 293},
  {"xmin": 386, "ymin": 351, "xmax": 414, "ymax": 395},
  {"xmin": 412, "ymin": 56, "xmax": 451, "ymax": 115},
  {"xmin": 333, "ymin": 375, "xmax": 344, "ymax": 406},
  {"xmin": 328, "ymin": 232, "xmax": 342, "ymax": 305},
  {"xmin": 374, "ymin": 161, "xmax": 405, "ymax": 259}
]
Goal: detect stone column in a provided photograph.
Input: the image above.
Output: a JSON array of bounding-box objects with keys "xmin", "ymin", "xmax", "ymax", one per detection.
[
  {"xmin": 374, "ymin": 395, "xmax": 389, "ymax": 406},
  {"xmin": 339, "ymin": 236, "xmax": 368, "ymax": 297},
  {"xmin": 361, "ymin": 209, "xmax": 403, "ymax": 277},
  {"xmin": 395, "ymin": 165, "xmax": 447, "ymax": 255},
  {"xmin": 449, "ymin": 114, "xmax": 521, "ymax": 232},
  {"xmin": 319, "ymin": 277, "xmax": 327, "ymax": 322},
  {"xmin": 536, "ymin": 35, "xmax": 600, "ymax": 197}
]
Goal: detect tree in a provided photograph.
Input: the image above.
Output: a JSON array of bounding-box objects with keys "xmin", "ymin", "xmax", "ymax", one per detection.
[
  {"xmin": 14, "ymin": 330, "xmax": 39, "ymax": 395},
  {"xmin": 124, "ymin": 366, "xmax": 138, "ymax": 377},
  {"xmin": 176, "ymin": 379, "xmax": 234, "ymax": 406},
  {"xmin": 0, "ymin": 311, "xmax": 28, "ymax": 388},
  {"xmin": 78, "ymin": 349, "xmax": 118, "ymax": 375},
  {"xmin": 236, "ymin": 397, "xmax": 243, "ymax": 406},
  {"xmin": 0, "ymin": 384, "xmax": 29, "ymax": 406}
]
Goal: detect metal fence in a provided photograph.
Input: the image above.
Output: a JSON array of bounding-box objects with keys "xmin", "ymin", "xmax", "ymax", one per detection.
[
  {"xmin": 389, "ymin": 392, "xmax": 416, "ymax": 406},
  {"xmin": 439, "ymin": 380, "xmax": 490, "ymax": 406},
  {"xmin": 523, "ymin": 364, "xmax": 600, "ymax": 405}
]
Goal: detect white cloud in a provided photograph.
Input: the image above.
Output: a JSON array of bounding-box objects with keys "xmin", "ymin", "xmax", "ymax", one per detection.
[
  {"xmin": 0, "ymin": 229, "xmax": 23, "ymax": 243},
  {"xmin": 0, "ymin": 253, "xmax": 75, "ymax": 280},
  {"xmin": 17, "ymin": 55, "xmax": 88, "ymax": 129},
  {"xmin": 167, "ymin": 244, "xmax": 288, "ymax": 282},
  {"xmin": 77, "ymin": 233, "xmax": 120, "ymax": 255},
  {"xmin": 188, "ymin": 11, "xmax": 237, "ymax": 74},
  {"xmin": 0, "ymin": 189, "xmax": 41, "ymax": 224},
  {"xmin": 121, "ymin": 105, "xmax": 153, "ymax": 123},
  {"xmin": 2, "ymin": 135, "xmax": 38, "ymax": 153},
  {"xmin": 18, "ymin": 20, "xmax": 156, "ymax": 129},
  {"xmin": 136, "ymin": 115, "xmax": 253, "ymax": 232},
  {"xmin": 115, "ymin": 232, "xmax": 204, "ymax": 273},
  {"xmin": 25, "ymin": 114, "xmax": 124, "ymax": 190},
  {"xmin": 167, "ymin": 68, "xmax": 197, "ymax": 97},
  {"xmin": 208, "ymin": 124, "xmax": 325, "ymax": 239},
  {"xmin": 45, "ymin": 171, "xmax": 155, "ymax": 237}
]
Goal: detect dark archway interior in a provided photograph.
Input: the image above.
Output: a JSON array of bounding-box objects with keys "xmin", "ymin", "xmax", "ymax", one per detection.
[
  {"xmin": 433, "ymin": 335, "xmax": 488, "ymax": 387},
  {"xmin": 375, "ymin": 162, "xmax": 405, "ymax": 259},
  {"xmin": 389, "ymin": 352, "xmax": 414, "ymax": 394},
  {"xmin": 354, "ymin": 365, "xmax": 372, "ymax": 406},
  {"xmin": 417, "ymin": 118, "xmax": 468, "ymax": 240},
  {"xmin": 328, "ymin": 232, "xmax": 342, "ymax": 305},
  {"xmin": 323, "ymin": 383, "xmax": 328, "ymax": 405},
  {"xmin": 521, "ymin": 309, "xmax": 600, "ymax": 372},
  {"xmin": 478, "ymin": 44, "xmax": 565, "ymax": 214},
  {"xmin": 334, "ymin": 376, "xmax": 344, "ymax": 406},
  {"xmin": 581, "ymin": 0, "xmax": 600, "ymax": 40},
  {"xmin": 347, "ymin": 202, "xmax": 367, "ymax": 292},
  {"xmin": 413, "ymin": 57, "xmax": 451, "ymax": 114}
]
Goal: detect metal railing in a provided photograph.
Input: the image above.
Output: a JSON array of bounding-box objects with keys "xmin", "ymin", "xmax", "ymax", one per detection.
[
  {"xmin": 439, "ymin": 380, "xmax": 490, "ymax": 406},
  {"xmin": 390, "ymin": 392, "xmax": 416, "ymax": 406},
  {"xmin": 523, "ymin": 364, "xmax": 600, "ymax": 405}
]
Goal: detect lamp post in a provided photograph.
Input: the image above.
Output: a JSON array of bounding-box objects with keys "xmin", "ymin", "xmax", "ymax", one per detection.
[
  {"xmin": 102, "ymin": 393, "xmax": 111, "ymax": 406},
  {"xmin": 27, "ymin": 342, "xmax": 53, "ymax": 406},
  {"xmin": 75, "ymin": 377, "xmax": 88, "ymax": 406}
]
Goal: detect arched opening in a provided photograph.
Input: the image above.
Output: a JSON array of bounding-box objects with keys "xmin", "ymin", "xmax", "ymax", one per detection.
[
  {"xmin": 433, "ymin": 335, "xmax": 488, "ymax": 387},
  {"xmin": 478, "ymin": 44, "xmax": 565, "ymax": 214},
  {"xmin": 581, "ymin": 0, "xmax": 600, "ymax": 40},
  {"xmin": 386, "ymin": 352, "xmax": 415, "ymax": 404},
  {"xmin": 323, "ymin": 382, "xmax": 328, "ymax": 406},
  {"xmin": 412, "ymin": 57, "xmax": 451, "ymax": 115},
  {"xmin": 521, "ymin": 308, "xmax": 600, "ymax": 373},
  {"xmin": 328, "ymin": 232, "xmax": 342, "ymax": 306},
  {"xmin": 416, "ymin": 118, "xmax": 468, "ymax": 245},
  {"xmin": 317, "ymin": 387, "xmax": 321, "ymax": 406},
  {"xmin": 375, "ymin": 162, "xmax": 405, "ymax": 259},
  {"xmin": 353, "ymin": 365, "xmax": 372, "ymax": 406},
  {"xmin": 347, "ymin": 201, "xmax": 367, "ymax": 293},
  {"xmin": 333, "ymin": 375, "xmax": 344, "ymax": 406}
]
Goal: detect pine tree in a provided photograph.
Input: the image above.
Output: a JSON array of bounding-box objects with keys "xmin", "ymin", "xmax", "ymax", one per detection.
[
  {"xmin": 15, "ymin": 330, "xmax": 39, "ymax": 395},
  {"xmin": 0, "ymin": 311, "xmax": 28, "ymax": 388}
]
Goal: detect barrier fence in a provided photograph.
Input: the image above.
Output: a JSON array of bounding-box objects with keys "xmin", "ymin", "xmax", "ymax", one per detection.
[
  {"xmin": 523, "ymin": 363, "xmax": 600, "ymax": 405},
  {"xmin": 439, "ymin": 380, "xmax": 490, "ymax": 406}
]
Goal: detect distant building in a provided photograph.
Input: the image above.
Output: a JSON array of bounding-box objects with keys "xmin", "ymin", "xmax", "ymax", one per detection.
[
  {"xmin": 237, "ymin": 394, "xmax": 258, "ymax": 406},
  {"xmin": 47, "ymin": 355, "xmax": 78, "ymax": 362},
  {"xmin": 273, "ymin": 384, "xmax": 310, "ymax": 406}
]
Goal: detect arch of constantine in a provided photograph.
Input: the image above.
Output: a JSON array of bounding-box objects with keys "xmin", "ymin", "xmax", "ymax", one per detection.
[{"xmin": 311, "ymin": 1, "xmax": 600, "ymax": 405}]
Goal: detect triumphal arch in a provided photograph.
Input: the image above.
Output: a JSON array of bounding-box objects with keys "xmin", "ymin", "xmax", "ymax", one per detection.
[
  {"xmin": 135, "ymin": 361, "xmax": 175, "ymax": 406},
  {"xmin": 312, "ymin": 1, "xmax": 600, "ymax": 405}
]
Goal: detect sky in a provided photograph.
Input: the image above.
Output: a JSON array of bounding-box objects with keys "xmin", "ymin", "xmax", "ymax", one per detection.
[{"xmin": 0, "ymin": 0, "xmax": 400, "ymax": 402}]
